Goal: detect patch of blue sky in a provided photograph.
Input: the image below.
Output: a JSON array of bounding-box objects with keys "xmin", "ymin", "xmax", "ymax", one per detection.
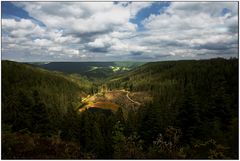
[
  {"xmin": 2, "ymin": 2, "xmax": 29, "ymax": 18},
  {"xmin": 130, "ymin": 2, "xmax": 170, "ymax": 31},
  {"xmin": 2, "ymin": 1, "xmax": 46, "ymax": 27},
  {"xmin": 221, "ymin": 8, "xmax": 231, "ymax": 16}
]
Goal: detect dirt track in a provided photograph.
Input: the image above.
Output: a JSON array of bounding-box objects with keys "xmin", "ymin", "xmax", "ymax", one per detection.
[
  {"xmin": 79, "ymin": 90, "xmax": 141, "ymax": 112},
  {"xmin": 126, "ymin": 91, "xmax": 141, "ymax": 105}
]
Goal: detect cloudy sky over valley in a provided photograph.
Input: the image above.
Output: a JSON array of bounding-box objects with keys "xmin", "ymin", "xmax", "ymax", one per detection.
[{"xmin": 2, "ymin": 1, "xmax": 238, "ymax": 62}]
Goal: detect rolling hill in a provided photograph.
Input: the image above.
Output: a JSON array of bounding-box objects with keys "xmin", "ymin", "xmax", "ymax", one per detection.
[
  {"xmin": 2, "ymin": 58, "xmax": 238, "ymax": 159},
  {"xmin": 30, "ymin": 61, "xmax": 145, "ymax": 79},
  {"xmin": 2, "ymin": 60, "xmax": 93, "ymax": 133},
  {"xmin": 106, "ymin": 58, "xmax": 238, "ymax": 158}
]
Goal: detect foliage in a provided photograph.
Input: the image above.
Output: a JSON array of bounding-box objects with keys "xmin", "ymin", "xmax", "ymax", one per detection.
[
  {"xmin": 2, "ymin": 60, "xmax": 92, "ymax": 134},
  {"xmin": 147, "ymin": 127, "xmax": 184, "ymax": 159},
  {"xmin": 108, "ymin": 58, "xmax": 238, "ymax": 159},
  {"xmin": 1, "ymin": 58, "xmax": 238, "ymax": 159},
  {"xmin": 189, "ymin": 139, "xmax": 229, "ymax": 159},
  {"xmin": 112, "ymin": 122, "xmax": 144, "ymax": 159},
  {"xmin": 2, "ymin": 131, "xmax": 84, "ymax": 159}
]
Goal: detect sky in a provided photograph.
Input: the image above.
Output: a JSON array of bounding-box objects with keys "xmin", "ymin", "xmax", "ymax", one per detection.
[{"xmin": 2, "ymin": 1, "xmax": 239, "ymax": 62}]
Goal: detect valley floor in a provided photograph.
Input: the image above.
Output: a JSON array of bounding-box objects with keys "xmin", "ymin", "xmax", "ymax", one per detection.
[{"xmin": 78, "ymin": 89, "xmax": 147, "ymax": 112}]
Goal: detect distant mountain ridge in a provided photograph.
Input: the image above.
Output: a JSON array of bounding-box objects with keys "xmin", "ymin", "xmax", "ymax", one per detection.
[{"xmin": 30, "ymin": 62, "xmax": 145, "ymax": 79}]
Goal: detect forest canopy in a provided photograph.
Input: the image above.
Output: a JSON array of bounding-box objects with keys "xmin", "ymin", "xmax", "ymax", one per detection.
[{"xmin": 1, "ymin": 58, "xmax": 239, "ymax": 159}]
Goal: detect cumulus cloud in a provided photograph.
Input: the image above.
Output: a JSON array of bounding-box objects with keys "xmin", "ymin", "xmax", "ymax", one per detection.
[
  {"xmin": 14, "ymin": 2, "xmax": 138, "ymax": 34},
  {"xmin": 2, "ymin": 2, "xmax": 238, "ymax": 61},
  {"xmin": 2, "ymin": 18, "xmax": 85, "ymax": 61},
  {"xmin": 140, "ymin": 2, "xmax": 238, "ymax": 58}
]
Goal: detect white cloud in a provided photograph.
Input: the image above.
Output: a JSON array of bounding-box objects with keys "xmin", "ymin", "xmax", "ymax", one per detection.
[
  {"xmin": 129, "ymin": 2, "xmax": 153, "ymax": 18},
  {"xmin": 88, "ymin": 36, "xmax": 112, "ymax": 48},
  {"xmin": 2, "ymin": 18, "xmax": 85, "ymax": 61},
  {"xmin": 2, "ymin": 19, "xmax": 45, "ymax": 38},
  {"xmin": 2, "ymin": 2, "xmax": 238, "ymax": 61},
  {"xmin": 14, "ymin": 2, "xmax": 140, "ymax": 34},
  {"xmin": 34, "ymin": 38, "xmax": 52, "ymax": 46},
  {"xmin": 140, "ymin": 2, "xmax": 238, "ymax": 58},
  {"xmin": 168, "ymin": 2, "xmax": 238, "ymax": 17},
  {"xmin": 2, "ymin": 18, "xmax": 35, "ymax": 29}
]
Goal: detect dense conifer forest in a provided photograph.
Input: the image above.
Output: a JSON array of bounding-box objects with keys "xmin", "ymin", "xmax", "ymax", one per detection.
[{"xmin": 1, "ymin": 58, "xmax": 239, "ymax": 159}]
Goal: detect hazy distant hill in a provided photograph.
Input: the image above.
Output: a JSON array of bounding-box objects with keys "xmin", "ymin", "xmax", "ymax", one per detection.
[{"xmin": 31, "ymin": 62, "xmax": 145, "ymax": 79}]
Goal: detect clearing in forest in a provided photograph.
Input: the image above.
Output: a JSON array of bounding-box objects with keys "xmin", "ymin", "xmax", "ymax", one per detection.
[{"xmin": 79, "ymin": 89, "xmax": 151, "ymax": 112}]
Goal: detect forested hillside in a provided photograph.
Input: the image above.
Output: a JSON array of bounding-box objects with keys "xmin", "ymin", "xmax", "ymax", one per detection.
[
  {"xmin": 2, "ymin": 60, "xmax": 92, "ymax": 134},
  {"xmin": 107, "ymin": 58, "xmax": 239, "ymax": 159},
  {"xmin": 2, "ymin": 58, "xmax": 239, "ymax": 159}
]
